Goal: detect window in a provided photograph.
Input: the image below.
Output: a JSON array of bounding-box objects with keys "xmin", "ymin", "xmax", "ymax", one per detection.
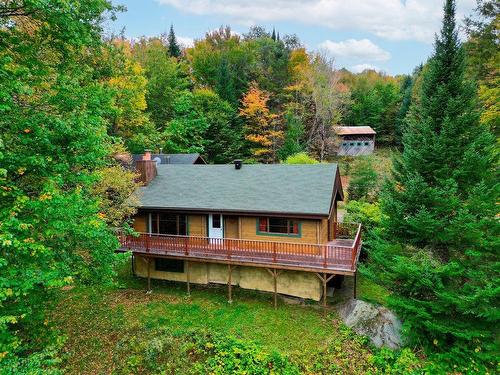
[
  {"xmin": 342, "ymin": 142, "xmax": 348, "ymax": 146},
  {"xmin": 364, "ymin": 142, "xmax": 369, "ymax": 146},
  {"xmin": 257, "ymin": 217, "xmax": 300, "ymax": 236},
  {"xmin": 350, "ymin": 142, "xmax": 355, "ymax": 146},
  {"xmin": 155, "ymin": 258, "xmax": 184, "ymax": 273},
  {"xmin": 212, "ymin": 214, "xmax": 221, "ymax": 228},
  {"xmin": 357, "ymin": 142, "xmax": 362, "ymax": 146},
  {"xmin": 151, "ymin": 213, "xmax": 187, "ymax": 235}
]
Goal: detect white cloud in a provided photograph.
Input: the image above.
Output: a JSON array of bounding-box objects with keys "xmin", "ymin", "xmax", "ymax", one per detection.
[
  {"xmin": 349, "ymin": 63, "xmax": 381, "ymax": 73},
  {"xmin": 319, "ymin": 39, "xmax": 390, "ymax": 62},
  {"xmin": 156, "ymin": 0, "xmax": 476, "ymax": 43},
  {"xmin": 177, "ymin": 36, "xmax": 194, "ymax": 47}
]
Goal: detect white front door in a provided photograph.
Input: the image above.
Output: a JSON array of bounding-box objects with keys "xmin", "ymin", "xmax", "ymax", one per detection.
[{"xmin": 208, "ymin": 214, "xmax": 223, "ymax": 240}]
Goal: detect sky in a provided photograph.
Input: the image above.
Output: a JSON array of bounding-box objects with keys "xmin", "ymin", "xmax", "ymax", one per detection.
[{"xmin": 107, "ymin": 0, "xmax": 478, "ymax": 76}]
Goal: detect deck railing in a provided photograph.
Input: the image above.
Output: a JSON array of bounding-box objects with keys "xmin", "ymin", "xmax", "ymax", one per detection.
[{"xmin": 119, "ymin": 223, "xmax": 362, "ymax": 272}]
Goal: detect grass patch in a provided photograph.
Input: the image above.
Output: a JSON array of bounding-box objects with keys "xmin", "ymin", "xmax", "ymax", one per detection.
[
  {"xmin": 357, "ymin": 275, "xmax": 391, "ymax": 305},
  {"xmin": 47, "ymin": 259, "xmax": 424, "ymax": 374}
]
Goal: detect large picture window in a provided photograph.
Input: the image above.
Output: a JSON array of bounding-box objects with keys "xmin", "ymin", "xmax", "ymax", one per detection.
[
  {"xmin": 257, "ymin": 217, "xmax": 300, "ymax": 236},
  {"xmin": 151, "ymin": 213, "xmax": 187, "ymax": 235}
]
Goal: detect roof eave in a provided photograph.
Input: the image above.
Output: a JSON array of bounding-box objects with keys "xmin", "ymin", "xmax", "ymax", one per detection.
[{"xmin": 136, "ymin": 206, "xmax": 329, "ymax": 219}]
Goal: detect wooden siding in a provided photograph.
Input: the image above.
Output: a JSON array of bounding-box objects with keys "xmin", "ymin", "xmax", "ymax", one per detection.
[
  {"xmin": 320, "ymin": 219, "xmax": 329, "ymax": 243},
  {"xmin": 224, "ymin": 216, "xmax": 239, "ymax": 239},
  {"xmin": 132, "ymin": 213, "xmax": 330, "ymax": 245},
  {"xmin": 188, "ymin": 215, "xmax": 206, "ymax": 237},
  {"xmin": 240, "ymin": 216, "xmax": 321, "ymax": 244},
  {"xmin": 133, "ymin": 214, "xmax": 148, "ymax": 232},
  {"xmin": 337, "ymin": 138, "xmax": 375, "ymax": 156}
]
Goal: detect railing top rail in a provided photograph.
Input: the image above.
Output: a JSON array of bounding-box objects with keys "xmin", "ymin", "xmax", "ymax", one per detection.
[{"xmin": 130, "ymin": 230, "xmax": 360, "ymax": 250}]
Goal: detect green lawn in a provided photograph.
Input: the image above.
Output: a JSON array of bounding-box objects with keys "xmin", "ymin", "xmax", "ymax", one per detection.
[
  {"xmin": 48, "ymin": 260, "xmax": 409, "ymax": 374},
  {"xmin": 332, "ymin": 147, "xmax": 398, "ymax": 178}
]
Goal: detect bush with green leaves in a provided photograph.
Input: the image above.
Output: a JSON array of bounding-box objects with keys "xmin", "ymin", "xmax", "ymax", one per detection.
[
  {"xmin": 284, "ymin": 152, "xmax": 319, "ymax": 164},
  {"xmin": 344, "ymin": 201, "xmax": 383, "ymax": 232}
]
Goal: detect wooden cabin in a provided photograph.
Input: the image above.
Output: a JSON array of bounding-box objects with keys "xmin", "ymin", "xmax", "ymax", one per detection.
[
  {"xmin": 120, "ymin": 153, "xmax": 362, "ymax": 304},
  {"xmin": 335, "ymin": 126, "xmax": 376, "ymax": 156}
]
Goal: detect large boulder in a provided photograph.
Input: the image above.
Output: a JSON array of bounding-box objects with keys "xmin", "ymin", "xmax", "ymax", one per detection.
[{"xmin": 338, "ymin": 299, "xmax": 403, "ymax": 349}]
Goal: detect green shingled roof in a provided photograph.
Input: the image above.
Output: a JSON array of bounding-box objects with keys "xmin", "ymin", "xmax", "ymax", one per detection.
[{"xmin": 137, "ymin": 163, "xmax": 340, "ymax": 217}]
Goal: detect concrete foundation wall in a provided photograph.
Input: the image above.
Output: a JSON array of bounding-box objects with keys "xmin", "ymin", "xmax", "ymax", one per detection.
[
  {"xmin": 134, "ymin": 255, "xmax": 322, "ymax": 301},
  {"xmin": 135, "ymin": 255, "xmax": 209, "ymax": 284}
]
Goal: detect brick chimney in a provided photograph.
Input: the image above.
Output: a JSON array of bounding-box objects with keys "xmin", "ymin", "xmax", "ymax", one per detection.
[{"xmin": 135, "ymin": 149, "xmax": 157, "ymax": 185}]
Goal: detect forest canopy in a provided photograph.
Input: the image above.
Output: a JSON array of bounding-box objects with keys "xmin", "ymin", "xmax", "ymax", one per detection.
[
  {"xmin": 104, "ymin": 25, "xmax": 410, "ymax": 162},
  {"xmin": 0, "ymin": 0, "xmax": 498, "ymax": 373}
]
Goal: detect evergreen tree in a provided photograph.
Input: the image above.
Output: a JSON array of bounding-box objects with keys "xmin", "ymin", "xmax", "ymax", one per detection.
[
  {"xmin": 278, "ymin": 111, "xmax": 305, "ymax": 161},
  {"xmin": 347, "ymin": 157, "xmax": 378, "ymax": 202},
  {"xmin": 366, "ymin": 0, "xmax": 499, "ymax": 370},
  {"xmin": 394, "ymin": 75, "xmax": 413, "ymax": 147},
  {"xmin": 167, "ymin": 24, "xmax": 181, "ymax": 58},
  {"xmin": 271, "ymin": 27, "xmax": 276, "ymax": 41}
]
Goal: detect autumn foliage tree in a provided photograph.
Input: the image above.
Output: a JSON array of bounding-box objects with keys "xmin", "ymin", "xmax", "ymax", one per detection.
[
  {"xmin": 0, "ymin": 0, "xmax": 127, "ymax": 370},
  {"xmin": 239, "ymin": 83, "xmax": 283, "ymax": 162}
]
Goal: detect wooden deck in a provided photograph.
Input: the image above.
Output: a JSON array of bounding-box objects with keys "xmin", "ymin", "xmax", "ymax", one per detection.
[{"xmin": 118, "ymin": 223, "xmax": 362, "ymax": 275}]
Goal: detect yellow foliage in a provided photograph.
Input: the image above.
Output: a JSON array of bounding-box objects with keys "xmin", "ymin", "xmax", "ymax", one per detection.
[
  {"xmin": 239, "ymin": 83, "xmax": 283, "ymax": 162},
  {"xmin": 479, "ymin": 83, "xmax": 499, "ymax": 131}
]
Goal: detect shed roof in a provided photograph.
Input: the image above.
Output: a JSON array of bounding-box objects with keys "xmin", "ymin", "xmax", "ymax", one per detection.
[
  {"xmin": 335, "ymin": 126, "xmax": 376, "ymax": 136},
  {"xmin": 137, "ymin": 164, "xmax": 341, "ymax": 217}
]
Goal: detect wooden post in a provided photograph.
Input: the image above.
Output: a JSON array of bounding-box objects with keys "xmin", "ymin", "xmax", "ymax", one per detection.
[
  {"xmin": 228, "ymin": 264, "xmax": 232, "ymax": 303},
  {"xmin": 147, "ymin": 257, "xmax": 152, "ymax": 292},
  {"xmin": 186, "ymin": 260, "xmax": 191, "ymax": 296},
  {"xmin": 316, "ymin": 273, "xmax": 336, "ymax": 311},
  {"xmin": 266, "ymin": 268, "xmax": 280, "ymax": 309}
]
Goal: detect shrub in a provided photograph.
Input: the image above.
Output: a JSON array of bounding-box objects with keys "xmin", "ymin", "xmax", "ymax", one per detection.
[
  {"xmin": 284, "ymin": 152, "xmax": 319, "ymax": 164},
  {"xmin": 344, "ymin": 201, "xmax": 383, "ymax": 232}
]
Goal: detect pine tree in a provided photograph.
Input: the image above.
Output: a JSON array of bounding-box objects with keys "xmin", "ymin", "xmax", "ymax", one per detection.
[
  {"xmin": 347, "ymin": 157, "xmax": 378, "ymax": 202},
  {"xmin": 167, "ymin": 24, "xmax": 181, "ymax": 58},
  {"xmin": 394, "ymin": 75, "xmax": 413, "ymax": 147},
  {"xmin": 271, "ymin": 27, "xmax": 276, "ymax": 41},
  {"xmin": 366, "ymin": 0, "xmax": 499, "ymax": 370}
]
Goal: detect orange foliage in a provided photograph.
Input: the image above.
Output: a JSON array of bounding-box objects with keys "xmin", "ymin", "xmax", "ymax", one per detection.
[{"xmin": 239, "ymin": 83, "xmax": 283, "ymax": 162}]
